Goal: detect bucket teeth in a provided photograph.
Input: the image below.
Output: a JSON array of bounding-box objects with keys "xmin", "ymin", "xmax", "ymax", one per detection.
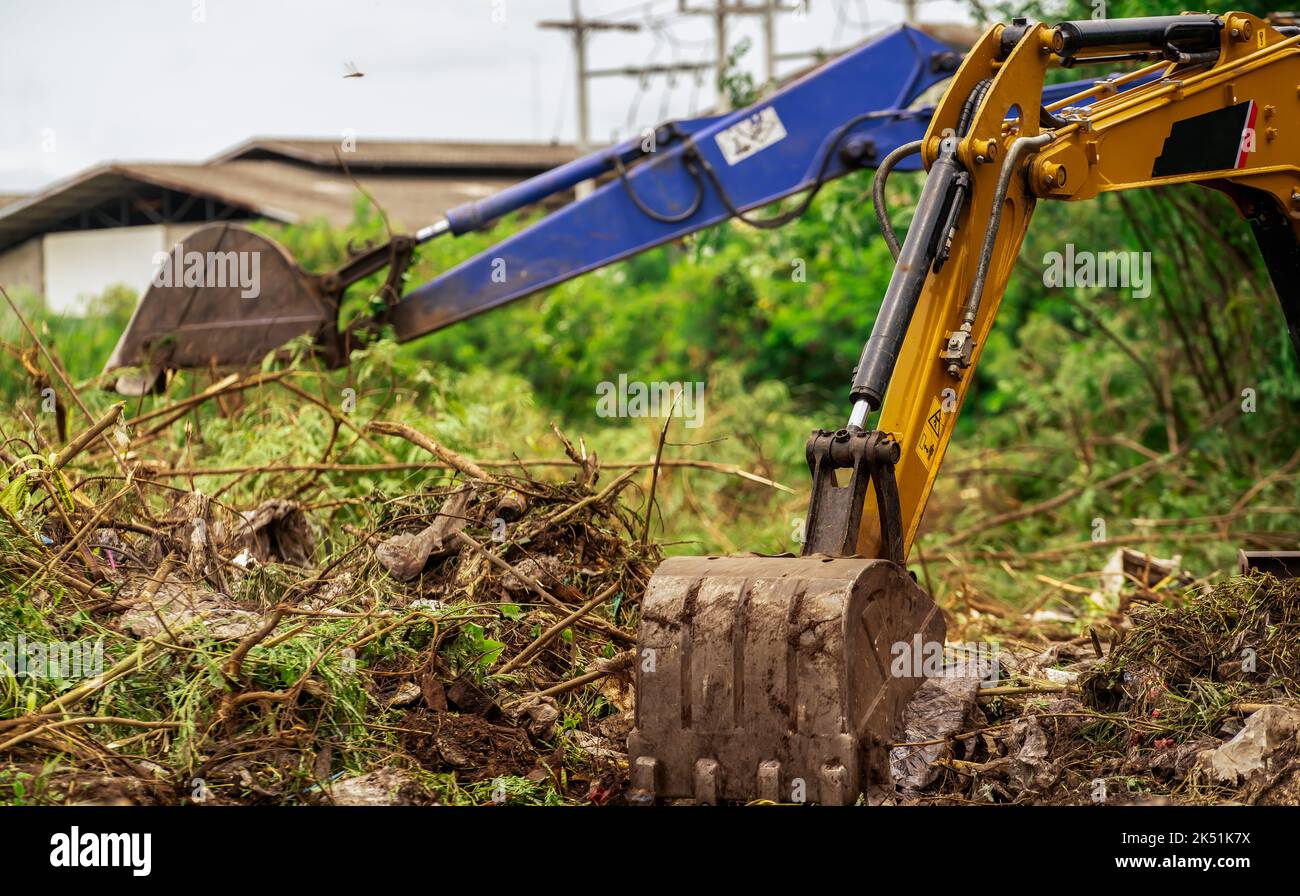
[
  {"xmin": 693, "ymin": 758, "xmax": 720, "ymax": 805},
  {"xmin": 631, "ymin": 756, "xmax": 660, "ymax": 793},
  {"xmin": 756, "ymin": 760, "xmax": 782, "ymax": 803},
  {"xmin": 629, "ymin": 555, "xmax": 943, "ymax": 804},
  {"xmin": 820, "ymin": 762, "xmax": 852, "ymax": 806}
]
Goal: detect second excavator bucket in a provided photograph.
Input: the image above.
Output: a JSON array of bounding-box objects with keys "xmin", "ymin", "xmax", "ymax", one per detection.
[
  {"xmin": 103, "ymin": 224, "xmax": 340, "ymax": 392},
  {"xmin": 629, "ymin": 555, "xmax": 944, "ymax": 804}
]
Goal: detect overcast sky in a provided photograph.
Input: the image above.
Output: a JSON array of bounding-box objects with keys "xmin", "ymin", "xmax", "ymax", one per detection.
[{"xmin": 0, "ymin": 0, "xmax": 970, "ymax": 192}]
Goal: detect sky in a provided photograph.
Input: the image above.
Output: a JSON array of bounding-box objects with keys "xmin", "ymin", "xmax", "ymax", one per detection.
[{"xmin": 0, "ymin": 0, "xmax": 971, "ymax": 192}]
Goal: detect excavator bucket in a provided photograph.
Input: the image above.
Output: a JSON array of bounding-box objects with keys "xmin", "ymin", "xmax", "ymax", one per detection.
[
  {"xmin": 629, "ymin": 555, "xmax": 944, "ymax": 804},
  {"xmin": 104, "ymin": 224, "xmax": 340, "ymax": 392}
]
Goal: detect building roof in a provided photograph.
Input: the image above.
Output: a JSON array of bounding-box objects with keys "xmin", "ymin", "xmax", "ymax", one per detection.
[
  {"xmin": 915, "ymin": 21, "xmax": 984, "ymax": 48},
  {"xmin": 113, "ymin": 161, "xmax": 524, "ymax": 228},
  {"xmin": 0, "ymin": 139, "xmax": 581, "ymax": 252},
  {"xmin": 209, "ymin": 137, "xmax": 581, "ymax": 172}
]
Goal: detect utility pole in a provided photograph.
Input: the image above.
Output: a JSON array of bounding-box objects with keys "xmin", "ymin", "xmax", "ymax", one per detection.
[
  {"xmin": 678, "ymin": 1, "xmax": 807, "ymax": 87},
  {"xmin": 762, "ymin": 0, "xmax": 777, "ymax": 82},
  {"xmin": 714, "ymin": 0, "xmax": 729, "ymax": 92},
  {"xmin": 543, "ymin": 1, "xmax": 812, "ymax": 150},
  {"xmin": 539, "ymin": 1, "xmax": 640, "ymax": 155}
]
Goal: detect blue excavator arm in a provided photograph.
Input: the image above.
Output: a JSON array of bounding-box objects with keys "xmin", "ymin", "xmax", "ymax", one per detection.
[
  {"xmin": 386, "ymin": 25, "xmax": 958, "ymax": 340},
  {"xmin": 103, "ymin": 25, "xmax": 1152, "ymax": 381},
  {"xmin": 385, "ymin": 24, "xmax": 1145, "ymax": 343}
]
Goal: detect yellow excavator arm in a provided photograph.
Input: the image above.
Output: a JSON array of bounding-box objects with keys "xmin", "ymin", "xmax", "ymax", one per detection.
[
  {"xmin": 856, "ymin": 11, "xmax": 1300, "ymax": 561},
  {"xmin": 632, "ymin": 11, "xmax": 1300, "ymax": 805}
]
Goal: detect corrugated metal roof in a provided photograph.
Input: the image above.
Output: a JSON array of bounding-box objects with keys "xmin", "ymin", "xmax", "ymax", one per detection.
[
  {"xmin": 0, "ymin": 140, "xmax": 579, "ymax": 252},
  {"xmin": 115, "ymin": 160, "xmax": 523, "ymax": 228},
  {"xmin": 209, "ymin": 137, "xmax": 581, "ymax": 171},
  {"xmin": 0, "ymin": 166, "xmax": 155, "ymax": 251},
  {"xmin": 916, "ymin": 22, "xmax": 983, "ymax": 48}
]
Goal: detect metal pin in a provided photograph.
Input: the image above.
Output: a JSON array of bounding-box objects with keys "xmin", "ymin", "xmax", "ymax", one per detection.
[{"xmin": 847, "ymin": 399, "xmax": 871, "ymax": 430}]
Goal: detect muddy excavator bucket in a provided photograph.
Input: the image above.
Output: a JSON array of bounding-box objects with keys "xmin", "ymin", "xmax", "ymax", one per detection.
[
  {"xmin": 629, "ymin": 554, "xmax": 944, "ymax": 804},
  {"xmin": 104, "ymin": 224, "xmax": 341, "ymax": 392},
  {"xmin": 103, "ymin": 222, "xmax": 422, "ymax": 394}
]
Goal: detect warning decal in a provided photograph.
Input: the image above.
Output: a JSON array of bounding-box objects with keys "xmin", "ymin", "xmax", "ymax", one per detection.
[
  {"xmin": 915, "ymin": 396, "xmax": 946, "ymax": 470},
  {"xmin": 715, "ymin": 107, "xmax": 788, "ymax": 166}
]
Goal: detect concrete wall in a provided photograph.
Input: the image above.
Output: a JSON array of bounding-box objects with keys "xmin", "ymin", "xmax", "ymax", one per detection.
[
  {"xmin": 0, "ymin": 236, "xmax": 45, "ymax": 299},
  {"xmin": 43, "ymin": 225, "xmax": 169, "ymax": 314},
  {"xmin": 0, "ymin": 222, "xmax": 220, "ymax": 314}
]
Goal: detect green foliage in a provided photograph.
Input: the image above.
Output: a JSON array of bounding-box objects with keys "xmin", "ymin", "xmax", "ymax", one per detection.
[
  {"xmin": 719, "ymin": 37, "xmax": 761, "ymax": 108},
  {"xmin": 446, "ymin": 622, "xmax": 506, "ymax": 676},
  {"xmin": 0, "ymin": 285, "xmax": 136, "ymax": 403}
]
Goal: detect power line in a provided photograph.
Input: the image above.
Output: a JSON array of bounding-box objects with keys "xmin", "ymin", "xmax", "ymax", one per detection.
[
  {"xmin": 545, "ymin": 0, "xmax": 864, "ymax": 146},
  {"xmin": 544, "ymin": 0, "xmax": 721, "ymax": 147},
  {"xmin": 539, "ymin": 0, "xmax": 642, "ymax": 152},
  {"xmin": 590, "ymin": 0, "xmax": 681, "ymax": 24},
  {"xmin": 676, "ymin": 1, "xmax": 807, "ymax": 85},
  {"xmin": 551, "ymin": 52, "xmax": 573, "ymax": 143}
]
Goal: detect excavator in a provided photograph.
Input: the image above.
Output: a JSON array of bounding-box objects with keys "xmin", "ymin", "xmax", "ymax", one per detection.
[
  {"xmin": 629, "ymin": 10, "xmax": 1300, "ymax": 805},
  {"xmin": 101, "ymin": 13, "xmax": 1299, "ymax": 804}
]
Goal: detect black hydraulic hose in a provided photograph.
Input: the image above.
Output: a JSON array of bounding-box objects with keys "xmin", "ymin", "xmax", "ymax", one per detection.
[
  {"xmin": 955, "ymin": 79, "xmax": 993, "ymax": 138},
  {"xmin": 694, "ymin": 108, "xmax": 908, "ymax": 230},
  {"xmin": 1039, "ymin": 105, "xmax": 1070, "ymax": 129},
  {"xmin": 872, "ymin": 140, "xmax": 924, "ymax": 260},
  {"xmin": 612, "ymin": 150, "xmax": 706, "ymax": 224},
  {"xmin": 875, "ymin": 80, "xmax": 991, "ymax": 259},
  {"xmin": 618, "ymin": 107, "xmax": 921, "ymax": 233}
]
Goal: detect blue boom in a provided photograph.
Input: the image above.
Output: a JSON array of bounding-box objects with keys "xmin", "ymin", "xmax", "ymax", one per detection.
[
  {"xmin": 101, "ymin": 24, "xmax": 1156, "ymax": 386},
  {"xmin": 382, "ymin": 25, "xmax": 1148, "ymax": 342}
]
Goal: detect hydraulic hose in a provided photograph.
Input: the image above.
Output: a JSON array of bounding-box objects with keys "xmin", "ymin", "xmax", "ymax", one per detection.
[
  {"xmin": 872, "ymin": 140, "xmax": 924, "ymax": 259},
  {"xmin": 958, "ymin": 131, "xmax": 1056, "ymax": 333},
  {"xmin": 873, "ymin": 80, "xmax": 991, "ymax": 260}
]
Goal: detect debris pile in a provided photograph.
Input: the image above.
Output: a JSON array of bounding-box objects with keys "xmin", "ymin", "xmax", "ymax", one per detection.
[
  {"xmin": 0, "ymin": 382, "xmax": 661, "ymax": 805},
  {"xmin": 898, "ymin": 573, "xmax": 1300, "ymax": 805},
  {"xmin": 1, "ymin": 354, "xmax": 1297, "ymax": 805}
]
